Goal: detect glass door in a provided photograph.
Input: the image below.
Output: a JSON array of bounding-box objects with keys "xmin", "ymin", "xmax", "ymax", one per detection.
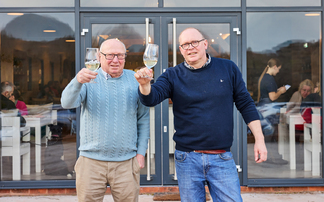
[
  {"xmin": 80, "ymin": 13, "xmax": 241, "ymax": 185},
  {"xmin": 161, "ymin": 15, "xmax": 242, "ymax": 184},
  {"xmin": 80, "ymin": 14, "xmax": 162, "ymax": 185}
]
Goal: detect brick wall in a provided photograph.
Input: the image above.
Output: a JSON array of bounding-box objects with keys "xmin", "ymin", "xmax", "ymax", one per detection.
[{"xmin": 0, "ymin": 186, "xmax": 324, "ymax": 196}]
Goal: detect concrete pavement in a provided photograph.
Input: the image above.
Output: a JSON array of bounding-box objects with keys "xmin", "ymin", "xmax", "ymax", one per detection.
[{"xmin": 1, "ymin": 193, "xmax": 324, "ymax": 202}]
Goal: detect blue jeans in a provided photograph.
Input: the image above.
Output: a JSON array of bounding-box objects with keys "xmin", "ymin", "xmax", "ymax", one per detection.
[{"xmin": 175, "ymin": 150, "xmax": 242, "ymax": 202}]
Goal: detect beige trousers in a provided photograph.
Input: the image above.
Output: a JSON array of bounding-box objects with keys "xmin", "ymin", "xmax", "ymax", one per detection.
[{"xmin": 75, "ymin": 156, "xmax": 141, "ymax": 202}]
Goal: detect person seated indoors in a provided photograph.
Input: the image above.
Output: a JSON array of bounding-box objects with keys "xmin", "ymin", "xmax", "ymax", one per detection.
[
  {"xmin": 1, "ymin": 81, "xmax": 26, "ymax": 127},
  {"xmin": 300, "ymin": 82, "xmax": 322, "ymax": 127},
  {"xmin": 9, "ymin": 88, "xmax": 28, "ymax": 116},
  {"xmin": 286, "ymin": 79, "xmax": 313, "ymax": 114},
  {"xmin": 285, "ymin": 79, "xmax": 313, "ymax": 132},
  {"xmin": 47, "ymin": 81, "xmax": 60, "ymax": 97},
  {"xmin": 37, "ymin": 85, "xmax": 55, "ymax": 103},
  {"xmin": 1, "ymin": 81, "xmax": 16, "ymax": 110}
]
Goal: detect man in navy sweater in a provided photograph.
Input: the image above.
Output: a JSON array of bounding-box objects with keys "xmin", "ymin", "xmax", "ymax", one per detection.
[{"xmin": 135, "ymin": 28, "xmax": 267, "ymax": 201}]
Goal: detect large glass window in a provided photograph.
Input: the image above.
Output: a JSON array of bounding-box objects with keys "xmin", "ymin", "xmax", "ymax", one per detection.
[
  {"xmin": 81, "ymin": 0, "xmax": 158, "ymax": 7},
  {"xmin": 247, "ymin": 12, "xmax": 322, "ymax": 179},
  {"xmin": 164, "ymin": 0, "xmax": 240, "ymax": 7},
  {"xmin": 0, "ymin": 13, "xmax": 76, "ymax": 181},
  {"xmin": 247, "ymin": 0, "xmax": 320, "ymax": 7},
  {"xmin": 0, "ymin": 0, "xmax": 74, "ymax": 7}
]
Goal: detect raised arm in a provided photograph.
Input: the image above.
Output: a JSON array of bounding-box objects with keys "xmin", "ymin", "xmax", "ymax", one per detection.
[{"xmin": 134, "ymin": 67, "xmax": 153, "ymax": 95}]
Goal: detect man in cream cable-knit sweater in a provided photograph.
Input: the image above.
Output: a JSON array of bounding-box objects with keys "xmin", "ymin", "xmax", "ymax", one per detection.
[{"xmin": 61, "ymin": 39, "xmax": 150, "ymax": 202}]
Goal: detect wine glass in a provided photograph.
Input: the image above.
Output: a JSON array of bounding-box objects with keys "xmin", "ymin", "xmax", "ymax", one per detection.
[
  {"xmin": 143, "ymin": 44, "xmax": 159, "ymax": 79},
  {"xmin": 85, "ymin": 48, "xmax": 100, "ymax": 83}
]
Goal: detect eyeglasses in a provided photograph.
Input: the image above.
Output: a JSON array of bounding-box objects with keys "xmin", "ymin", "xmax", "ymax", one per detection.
[
  {"xmin": 100, "ymin": 52, "xmax": 127, "ymax": 60},
  {"xmin": 180, "ymin": 39, "xmax": 205, "ymax": 50}
]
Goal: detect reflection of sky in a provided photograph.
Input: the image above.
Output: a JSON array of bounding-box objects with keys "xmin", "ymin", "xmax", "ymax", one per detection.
[
  {"xmin": 247, "ymin": 0, "xmax": 320, "ymax": 7},
  {"xmin": 164, "ymin": 0, "xmax": 240, "ymax": 7},
  {"xmin": 247, "ymin": 12, "xmax": 320, "ymax": 52},
  {"xmin": 0, "ymin": 13, "xmax": 75, "ymax": 31},
  {"xmin": 0, "ymin": 0, "xmax": 73, "ymax": 7},
  {"xmin": 81, "ymin": 0, "xmax": 157, "ymax": 7}
]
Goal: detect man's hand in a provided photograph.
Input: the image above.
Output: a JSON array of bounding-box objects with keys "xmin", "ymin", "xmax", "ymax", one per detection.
[
  {"xmin": 248, "ymin": 120, "xmax": 268, "ymax": 163},
  {"xmin": 136, "ymin": 154, "xmax": 145, "ymax": 169},
  {"xmin": 134, "ymin": 67, "xmax": 153, "ymax": 85},
  {"xmin": 76, "ymin": 68, "xmax": 98, "ymax": 84},
  {"xmin": 254, "ymin": 139, "xmax": 267, "ymax": 163},
  {"xmin": 134, "ymin": 67, "xmax": 153, "ymax": 95}
]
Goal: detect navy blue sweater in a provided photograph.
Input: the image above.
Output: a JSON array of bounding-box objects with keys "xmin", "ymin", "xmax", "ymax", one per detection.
[{"xmin": 139, "ymin": 57, "xmax": 259, "ymax": 152}]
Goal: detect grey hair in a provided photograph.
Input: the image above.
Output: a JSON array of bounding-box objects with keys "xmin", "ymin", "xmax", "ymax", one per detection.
[{"xmin": 1, "ymin": 81, "xmax": 14, "ymax": 94}]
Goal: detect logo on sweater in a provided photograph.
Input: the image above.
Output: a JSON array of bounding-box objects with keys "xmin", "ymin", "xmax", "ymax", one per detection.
[{"xmin": 220, "ymin": 79, "xmax": 224, "ymax": 82}]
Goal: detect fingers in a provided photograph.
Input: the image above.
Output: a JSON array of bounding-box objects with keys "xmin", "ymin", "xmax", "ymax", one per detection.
[
  {"xmin": 255, "ymin": 149, "xmax": 267, "ymax": 163},
  {"xmin": 135, "ymin": 67, "xmax": 153, "ymax": 83},
  {"xmin": 136, "ymin": 67, "xmax": 153, "ymax": 77},
  {"xmin": 136, "ymin": 154, "xmax": 145, "ymax": 169},
  {"xmin": 77, "ymin": 68, "xmax": 98, "ymax": 83},
  {"xmin": 281, "ymin": 86, "xmax": 287, "ymax": 93}
]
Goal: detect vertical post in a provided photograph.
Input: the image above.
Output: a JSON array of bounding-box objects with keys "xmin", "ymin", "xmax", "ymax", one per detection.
[
  {"xmin": 145, "ymin": 18, "xmax": 152, "ymax": 181},
  {"xmin": 172, "ymin": 18, "xmax": 177, "ymax": 180}
]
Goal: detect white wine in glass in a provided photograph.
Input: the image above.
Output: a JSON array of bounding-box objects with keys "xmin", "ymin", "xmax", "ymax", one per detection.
[
  {"xmin": 85, "ymin": 48, "xmax": 100, "ymax": 83},
  {"xmin": 143, "ymin": 44, "xmax": 159, "ymax": 79}
]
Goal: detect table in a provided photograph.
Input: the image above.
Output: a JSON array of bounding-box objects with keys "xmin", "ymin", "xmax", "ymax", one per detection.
[
  {"xmin": 278, "ymin": 108, "xmax": 304, "ymax": 170},
  {"xmin": 23, "ymin": 110, "xmax": 57, "ymax": 173}
]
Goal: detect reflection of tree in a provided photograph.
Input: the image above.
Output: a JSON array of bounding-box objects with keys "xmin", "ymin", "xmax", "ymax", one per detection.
[{"xmin": 247, "ymin": 40, "xmax": 320, "ymax": 102}]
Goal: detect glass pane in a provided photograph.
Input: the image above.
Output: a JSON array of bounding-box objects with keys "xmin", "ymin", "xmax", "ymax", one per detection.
[
  {"xmin": 0, "ymin": 13, "xmax": 76, "ymax": 181},
  {"xmin": 247, "ymin": 0, "xmax": 320, "ymax": 7},
  {"xmin": 247, "ymin": 12, "xmax": 322, "ymax": 179},
  {"xmin": 0, "ymin": 0, "xmax": 73, "ymax": 7},
  {"xmin": 81, "ymin": 0, "xmax": 158, "ymax": 7},
  {"xmin": 91, "ymin": 23, "xmax": 156, "ymax": 176},
  {"xmin": 164, "ymin": 0, "xmax": 240, "ymax": 7},
  {"xmin": 167, "ymin": 23, "xmax": 230, "ymax": 176}
]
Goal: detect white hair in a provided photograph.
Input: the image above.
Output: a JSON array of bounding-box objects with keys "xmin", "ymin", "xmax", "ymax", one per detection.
[{"xmin": 1, "ymin": 81, "xmax": 14, "ymax": 94}]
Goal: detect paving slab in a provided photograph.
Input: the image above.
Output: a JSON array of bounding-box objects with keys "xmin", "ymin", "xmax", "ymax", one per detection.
[{"xmin": 1, "ymin": 193, "xmax": 324, "ymax": 202}]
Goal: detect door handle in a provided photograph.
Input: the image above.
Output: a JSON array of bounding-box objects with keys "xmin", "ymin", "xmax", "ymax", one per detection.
[
  {"xmin": 145, "ymin": 18, "xmax": 150, "ymax": 45},
  {"xmin": 172, "ymin": 18, "xmax": 177, "ymax": 67},
  {"xmin": 172, "ymin": 18, "xmax": 178, "ymax": 181},
  {"xmin": 145, "ymin": 18, "xmax": 152, "ymax": 181}
]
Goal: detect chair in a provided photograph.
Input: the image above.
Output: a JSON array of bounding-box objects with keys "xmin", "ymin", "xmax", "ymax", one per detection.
[
  {"xmin": 1, "ymin": 116, "xmax": 31, "ymax": 180},
  {"xmin": 303, "ymin": 107, "xmax": 322, "ymax": 176}
]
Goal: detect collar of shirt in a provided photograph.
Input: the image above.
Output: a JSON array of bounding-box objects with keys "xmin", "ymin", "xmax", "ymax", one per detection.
[
  {"xmin": 184, "ymin": 53, "xmax": 211, "ymax": 70},
  {"xmin": 100, "ymin": 68, "xmax": 123, "ymax": 79}
]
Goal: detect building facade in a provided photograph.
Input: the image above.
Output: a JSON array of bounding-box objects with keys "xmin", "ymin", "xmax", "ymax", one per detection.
[{"xmin": 0, "ymin": 0, "xmax": 323, "ymax": 189}]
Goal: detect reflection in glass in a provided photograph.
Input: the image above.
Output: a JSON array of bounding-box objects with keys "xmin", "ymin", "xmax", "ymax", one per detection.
[
  {"xmin": 0, "ymin": 13, "xmax": 76, "ymax": 181},
  {"xmin": 164, "ymin": 0, "xmax": 240, "ymax": 7},
  {"xmin": 247, "ymin": 12, "xmax": 321, "ymax": 179},
  {"xmin": 167, "ymin": 23, "xmax": 230, "ymax": 175},
  {"xmin": 92, "ymin": 23, "xmax": 156, "ymax": 176},
  {"xmin": 247, "ymin": 0, "xmax": 320, "ymax": 7},
  {"xmin": 168, "ymin": 24, "xmax": 230, "ymax": 67},
  {"xmin": 0, "ymin": 0, "xmax": 74, "ymax": 7},
  {"xmin": 81, "ymin": 0, "xmax": 158, "ymax": 7}
]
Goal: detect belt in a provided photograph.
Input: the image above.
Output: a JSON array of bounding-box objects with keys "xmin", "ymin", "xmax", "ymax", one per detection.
[{"xmin": 193, "ymin": 150, "xmax": 226, "ymax": 154}]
